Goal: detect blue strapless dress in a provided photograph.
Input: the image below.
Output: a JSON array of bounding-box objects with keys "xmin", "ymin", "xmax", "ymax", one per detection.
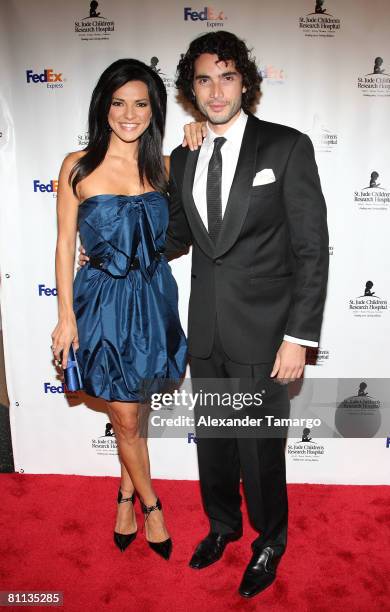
[{"xmin": 73, "ymin": 192, "xmax": 187, "ymax": 402}]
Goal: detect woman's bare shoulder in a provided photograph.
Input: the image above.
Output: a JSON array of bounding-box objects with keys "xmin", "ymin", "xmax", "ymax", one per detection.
[{"xmin": 62, "ymin": 150, "xmax": 85, "ymax": 170}]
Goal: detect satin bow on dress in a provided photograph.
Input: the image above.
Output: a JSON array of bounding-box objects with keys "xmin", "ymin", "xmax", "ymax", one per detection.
[{"xmin": 81, "ymin": 194, "xmax": 163, "ymax": 281}]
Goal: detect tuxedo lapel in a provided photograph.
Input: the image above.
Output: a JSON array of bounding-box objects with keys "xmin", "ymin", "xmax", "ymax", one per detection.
[
  {"xmin": 182, "ymin": 147, "xmax": 215, "ymax": 258},
  {"xmin": 215, "ymin": 114, "xmax": 259, "ymax": 258}
]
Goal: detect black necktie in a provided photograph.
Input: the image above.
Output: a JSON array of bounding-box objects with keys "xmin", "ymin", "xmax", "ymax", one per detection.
[{"xmin": 206, "ymin": 137, "xmax": 226, "ymax": 243}]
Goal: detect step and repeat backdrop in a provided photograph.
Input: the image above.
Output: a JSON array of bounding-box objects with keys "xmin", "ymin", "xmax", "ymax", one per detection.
[{"xmin": 0, "ymin": 0, "xmax": 389, "ymax": 484}]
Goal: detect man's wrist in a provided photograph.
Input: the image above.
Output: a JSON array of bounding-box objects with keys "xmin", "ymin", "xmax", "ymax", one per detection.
[{"xmin": 283, "ymin": 334, "xmax": 318, "ymax": 348}]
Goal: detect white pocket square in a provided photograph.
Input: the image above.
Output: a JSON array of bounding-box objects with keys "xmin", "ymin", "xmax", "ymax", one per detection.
[{"xmin": 252, "ymin": 168, "xmax": 276, "ymax": 186}]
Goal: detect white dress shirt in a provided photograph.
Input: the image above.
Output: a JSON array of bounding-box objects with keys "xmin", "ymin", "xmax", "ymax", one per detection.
[
  {"xmin": 193, "ymin": 109, "xmax": 248, "ymax": 227},
  {"xmin": 192, "ymin": 109, "xmax": 318, "ymax": 349}
]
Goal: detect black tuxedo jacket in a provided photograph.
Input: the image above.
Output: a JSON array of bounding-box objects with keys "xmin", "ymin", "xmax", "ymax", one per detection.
[{"xmin": 165, "ymin": 113, "xmax": 329, "ymax": 363}]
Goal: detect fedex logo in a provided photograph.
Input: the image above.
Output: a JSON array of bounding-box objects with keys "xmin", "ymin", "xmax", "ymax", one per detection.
[
  {"xmin": 38, "ymin": 284, "xmax": 57, "ymax": 296},
  {"xmin": 26, "ymin": 69, "xmax": 63, "ymax": 83},
  {"xmin": 260, "ymin": 65, "xmax": 285, "ymax": 81},
  {"xmin": 33, "ymin": 179, "xmax": 58, "ymax": 193},
  {"xmin": 44, "ymin": 382, "xmax": 64, "ymax": 394},
  {"xmin": 187, "ymin": 432, "xmax": 198, "ymax": 444},
  {"xmin": 184, "ymin": 7, "xmax": 226, "ymax": 21},
  {"xmin": 26, "ymin": 69, "xmax": 64, "ymax": 89},
  {"xmin": 386, "ymin": 437, "xmax": 390, "ymax": 448}
]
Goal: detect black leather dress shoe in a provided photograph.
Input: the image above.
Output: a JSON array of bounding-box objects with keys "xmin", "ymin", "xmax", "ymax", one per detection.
[
  {"xmin": 238, "ymin": 547, "xmax": 281, "ymax": 598},
  {"xmin": 189, "ymin": 530, "xmax": 242, "ymax": 569}
]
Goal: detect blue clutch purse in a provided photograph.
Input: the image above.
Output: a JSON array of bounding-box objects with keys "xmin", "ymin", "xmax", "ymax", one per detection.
[{"xmin": 63, "ymin": 345, "xmax": 83, "ymax": 392}]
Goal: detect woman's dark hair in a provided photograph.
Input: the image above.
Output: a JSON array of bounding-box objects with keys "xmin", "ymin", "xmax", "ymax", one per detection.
[
  {"xmin": 175, "ymin": 31, "xmax": 261, "ymax": 113},
  {"xmin": 70, "ymin": 58, "xmax": 167, "ymax": 195}
]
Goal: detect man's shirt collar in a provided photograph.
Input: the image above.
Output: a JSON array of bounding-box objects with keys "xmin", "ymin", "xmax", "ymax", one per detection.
[{"xmin": 204, "ymin": 109, "xmax": 248, "ymax": 149}]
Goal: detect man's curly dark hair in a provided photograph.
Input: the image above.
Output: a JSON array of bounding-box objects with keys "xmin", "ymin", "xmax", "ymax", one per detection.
[{"xmin": 176, "ymin": 31, "xmax": 261, "ymax": 113}]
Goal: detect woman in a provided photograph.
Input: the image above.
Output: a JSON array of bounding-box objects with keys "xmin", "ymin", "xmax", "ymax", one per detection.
[{"xmin": 51, "ymin": 59, "xmax": 188, "ymax": 560}]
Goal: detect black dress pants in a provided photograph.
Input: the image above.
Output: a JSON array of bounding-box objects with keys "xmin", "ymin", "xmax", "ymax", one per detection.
[{"xmin": 189, "ymin": 324, "xmax": 289, "ymax": 555}]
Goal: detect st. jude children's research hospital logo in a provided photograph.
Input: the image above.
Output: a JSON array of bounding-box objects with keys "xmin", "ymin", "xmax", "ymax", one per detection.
[
  {"xmin": 77, "ymin": 131, "xmax": 89, "ymax": 148},
  {"xmin": 306, "ymin": 347, "xmax": 330, "ymax": 366},
  {"xmin": 349, "ymin": 281, "xmax": 388, "ymax": 318},
  {"xmin": 75, "ymin": 1, "xmax": 115, "ymax": 41},
  {"xmin": 357, "ymin": 58, "xmax": 390, "ymax": 97},
  {"xmin": 305, "ymin": 114, "xmax": 338, "ymax": 153},
  {"xmin": 184, "ymin": 7, "xmax": 227, "ymax": 27},
  {"xmin": 298, "ymin": 1, "xmax": 341, "ymax": 38},
  {"xmin": 26, "ymin": 68, "xmax": 65, "ymax": 89},
  {"xmin": 354, "ymin": 171, "xmax": 390, "ymax": 211},
  {"xmin": 335, "ymin": 383, "xmax": 382, "ymax": 438},
  {"xmin": 149, "ymin": 57, "xmax": 175, "ymax": 90},
  {"xmin": 91, "ymin": 422, "xmax": 118, "ymax": 456},
  {"xmin": 287, "ymin": 428, "xmax": 326, "ymax": 463}
]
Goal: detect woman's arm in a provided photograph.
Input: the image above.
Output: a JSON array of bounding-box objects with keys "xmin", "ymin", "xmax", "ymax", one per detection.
[{"xmin": 51, "ymin": 153, "xmax": 81, "ymax": 369}]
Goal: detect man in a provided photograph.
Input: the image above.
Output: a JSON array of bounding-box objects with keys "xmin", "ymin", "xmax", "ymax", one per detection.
[{"xmin": 165, "ymin": 31, "xmax": 328, "ymax": 598}]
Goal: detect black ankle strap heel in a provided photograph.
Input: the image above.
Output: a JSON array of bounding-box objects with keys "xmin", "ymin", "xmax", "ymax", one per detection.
[
  {"xmin": 117, "ymin": 488, "xmax": 136, "ymax": 505},
  {"xmin": 140, "ymin": 497, "xmax": 172, "ymax": 560},
  {"xmin": 140, "ymin": 497, "xmax": 161, "ymax": 518},
  {"xmin": 113, "ymin": 487, "xmax": 137, "ymax": 552}
]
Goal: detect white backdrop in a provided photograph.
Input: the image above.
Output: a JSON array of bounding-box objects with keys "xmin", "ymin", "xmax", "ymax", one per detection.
[{"xmin": 0, "ymin": 0, "xmax": 389, "ymax": 483}]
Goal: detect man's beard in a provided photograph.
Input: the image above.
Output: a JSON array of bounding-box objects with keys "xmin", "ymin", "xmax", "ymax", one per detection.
[{"xmin": 197, "ymin": 98, "xmax": 242, "ymax": 126}]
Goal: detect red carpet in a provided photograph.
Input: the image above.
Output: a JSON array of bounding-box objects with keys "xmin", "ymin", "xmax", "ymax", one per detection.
[{"xmin": 1, "ymin": 474, "xmax": 389, "ymax": 611}]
